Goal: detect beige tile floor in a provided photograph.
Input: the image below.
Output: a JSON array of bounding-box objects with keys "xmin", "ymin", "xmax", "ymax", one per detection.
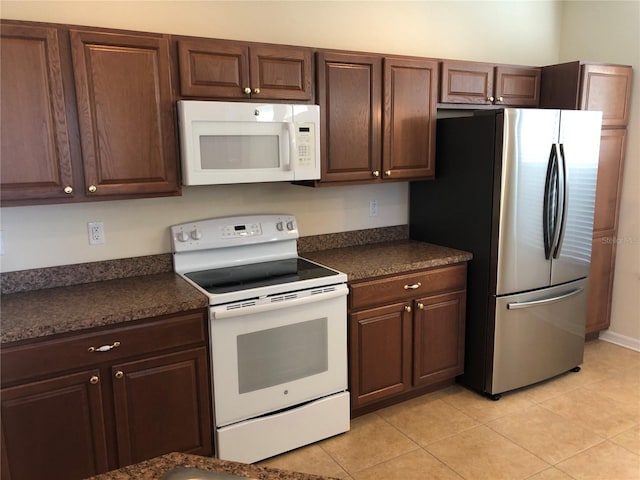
[{"xmin": 260, "ymin": 340, "xmax": 640, "ymax": 479}]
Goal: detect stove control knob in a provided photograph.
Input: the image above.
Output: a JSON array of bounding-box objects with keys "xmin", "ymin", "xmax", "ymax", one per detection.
[
  {"xmin": 177, "ymin": 231, "xmax": 190, "ymax": 242},
  {"xmin": 276, "ymin": 221, "xmax": 284, "ymax": 231},
  {"xmin": 190, "ymin": 229, "xmax": 202, "ymax": 240},
  {"xmin": 286, "ymin": 221, "xmax": 295, "ymax": 231}
]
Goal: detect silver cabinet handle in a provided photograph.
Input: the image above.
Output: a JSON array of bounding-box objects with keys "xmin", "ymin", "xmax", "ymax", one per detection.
[
  {"xmin": 114, "ymin": 371, "xmax": 124, "ymax": 379},
  {"xmin": 243, "ymin": 87, "xmax": 251, "ymax": 94},
  {"xmin": 64, "ymin": 186, "xmax": 73, "ymax": 194},
  {"xmin": 417, "ymin": 302, "xmax": 424, "ymax": 310},
  {"xmin": 88, "ymin": 341, "xmax": 120, "ymax": 353},
  {"xmin": 88, "ymin": 185, "xmax": 97, "ymax": 193},
  {"xmin": 253, "ymin": 87, "xmax": 261, "ymax": 94},
  {"xmin": 404, "ymin": 305, "xmax": 412, "ymax": 313},
  {"xmin": 372, "ymin": 170, "xmax": 380, "ymax": 177},
  {"xmin": 90, "ymin": 375, "xmax": 99, "ymax": 384},
  {"xmin": 488, "ymin": 96, "xmax": 495, "ymax": 102},
  {"xmin": 404, "ymin": 282, "xmax": 421, "ymax": 290},
  {"xmin": 497, "ymin": 96, "xmax": 504, "ymax": 103}
]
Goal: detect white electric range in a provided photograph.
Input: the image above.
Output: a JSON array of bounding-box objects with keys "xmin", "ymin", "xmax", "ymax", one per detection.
[{"xmin": 171, "ymin": 214, "xmax": 350, "ymax": 463}]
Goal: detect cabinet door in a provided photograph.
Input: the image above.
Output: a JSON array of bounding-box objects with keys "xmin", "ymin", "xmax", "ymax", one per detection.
[
  {"xmin": 1, "ymin": 370, "xmax": 108, "ymax": 480},
  {"xmin": 539, "ymin": 61, "xmax": 581, "ymax": 109},
  {"xmin": 112, "ymin": 347, "xmax": 212, "ymax": 466},
  {"xmin": 413, "ymin": 291, "xmax": 466, "ymax": 387},
  {"xmin": 317, "ymin": 51, "xmax": 382, "ymax": 183},
  {"xmin": 0, "ymin": 23, "xmax": 76, "ymax": 203},
  {"xmin": 587, "ymin": 233, "xmax": 616, "ymax": 335},
  {"xmin": 177, "ymin": 38, "xmax": 250, "ymax": 98},
  {"xmin": 349, "ymin": 303, "xmax": 412, "ymax": 408},
  {"xmin": 383, "ymin": 57, "xmax": 437, "ymax": 180},
  {"xmin": 70, "ymin": 30, "xmax": 179, "ymax": 197},
  {"xmin": 440, "ymin": 60, "xmax": 493, "ymax": 104},
  {"xmin": 593, "ymin": 128, "xmax": 626, "ymax": 233},
  {"xmin": 249, "ymin": 45, "xmax": 313, "ymax": 101},
  {"xmin": 580, "ymin": 64, "xmax": 633, "ymax": 127},
  {"xmin": 494, "ymin": 66, "xmax": 540, "ymax": 106}
]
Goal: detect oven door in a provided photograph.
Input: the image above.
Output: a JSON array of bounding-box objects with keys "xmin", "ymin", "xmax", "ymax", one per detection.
[{"xmin": 209, "ymin": 284, "xmax": 348, "ymax": 427}]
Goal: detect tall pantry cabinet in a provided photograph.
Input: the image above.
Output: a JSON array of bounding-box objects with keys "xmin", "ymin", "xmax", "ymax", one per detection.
[{"xmin": 541, "ymin": 62, "xmax": 633, "ymax": 337}]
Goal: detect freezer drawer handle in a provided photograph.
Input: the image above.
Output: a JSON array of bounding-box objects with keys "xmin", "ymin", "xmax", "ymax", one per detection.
[
  {"xmin": 404, "ymin": 282, "xmax": 422, "ymax": 290},
  {"xmin": 507, "ymin": 288, "xmax": 584, "ymax": 310}
]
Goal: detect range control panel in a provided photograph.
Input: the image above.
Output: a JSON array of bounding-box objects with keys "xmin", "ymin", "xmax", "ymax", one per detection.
[
  {"xmin": 221, "ymin": 222, "xmax": 262, "ymax": 238},
  {"xmin": 171, "ymin": 214, "xmax": 298, "ymax": 252}
]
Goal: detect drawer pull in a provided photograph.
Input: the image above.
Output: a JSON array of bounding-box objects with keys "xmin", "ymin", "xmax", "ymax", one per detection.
[
  {"xmin": 89, "ymin": 375, "xmax": 99, "ymax": 385},
  {"xmin": 114, "ymin": 371, "xmax": 124, "ymax": 379},
  {"xmin": 417, "ymin": 302, "xmax": 424, "ymax": 310},
  {"xmin": 88, "ymin": 341, "xmax": 120, "ymax": 353},
  {"xmin": 404, "ymin": 305, "xmax": 412, "ymax": 313},
  {"xmin": 404, "ymin": 282, "xmax": 422, "ymax": 290}
]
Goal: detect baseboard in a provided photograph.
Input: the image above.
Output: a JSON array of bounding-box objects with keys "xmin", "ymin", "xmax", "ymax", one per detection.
[{"xmin": 598, "ymin": 330, "xmax": 640, "ymax": 352}]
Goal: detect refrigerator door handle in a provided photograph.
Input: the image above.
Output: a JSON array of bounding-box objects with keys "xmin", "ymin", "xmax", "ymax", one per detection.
[
  {"xmin": 552, "ymin": 143, "xmax": 568, "ymax": 258},
  {"xmin": 543, "ymin": 144, "xmax": 559, "ymax": 259},
  {"xmin": 506, "ymin": 287, "xmax": 584, "ymax": 310}
]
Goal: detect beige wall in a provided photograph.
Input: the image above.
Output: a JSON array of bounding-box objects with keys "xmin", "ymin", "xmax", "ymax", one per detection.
[
  {"xmin": 2, "ymin": 2, "xmax": 636, "ymax": 342},
  {"xmin": 558, "ymin": 1, "xmax": 640, "ymax": 343}
]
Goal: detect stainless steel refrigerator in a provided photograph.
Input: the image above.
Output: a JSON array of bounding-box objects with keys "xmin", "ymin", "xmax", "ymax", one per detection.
[{"xmin": 409, "ymin": 108, "xmax": 602, "ymax": 399}]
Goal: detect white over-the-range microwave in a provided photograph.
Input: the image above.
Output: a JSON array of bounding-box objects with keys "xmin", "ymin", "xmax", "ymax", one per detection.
[{"xmin": 177, "ymin": 100, "xmax": 320, "ymax": 185}]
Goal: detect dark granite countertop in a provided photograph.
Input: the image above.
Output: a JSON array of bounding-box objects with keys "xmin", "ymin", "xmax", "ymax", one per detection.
[
  {"xmin": 85, "ymin": 452, "xmax": 336, "ymax": 480},
  {"xmin": 1, "ymin": 236, "xmax": 471, "ymax": 346},
  {"xmin": 303, "ymin": 240, "xmax": 472, "ymax": 281},
  {"xmin": 1, "ymin": 273, "xmax": 208, "ymax": 345}
]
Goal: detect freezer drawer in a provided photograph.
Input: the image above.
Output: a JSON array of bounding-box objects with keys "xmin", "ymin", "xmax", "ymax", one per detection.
[{"xmin": 489, "ymin": 278, "xmax": 587, "ymax": 395}]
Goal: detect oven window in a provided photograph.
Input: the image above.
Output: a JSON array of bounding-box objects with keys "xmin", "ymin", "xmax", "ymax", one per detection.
[
  {"xmin": 200, "ymin": 135, "xmax": 279, "ymax": 169},
  {"xmin": 236, "ymin": 317, "xmax": 328, "ymax": 394}
]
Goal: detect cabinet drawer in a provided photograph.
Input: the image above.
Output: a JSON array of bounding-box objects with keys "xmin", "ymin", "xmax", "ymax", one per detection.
[
  {"xmin": 1, "ymin": 310, "xmax": 207, "ymax": 385},
  {"xmin": 350, "ymin": 263, "xmax": 467, "ymax": 311}
]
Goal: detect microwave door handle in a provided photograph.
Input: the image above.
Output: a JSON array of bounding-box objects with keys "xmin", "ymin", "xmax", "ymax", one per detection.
[{"xmin": 285, "ymin": 122, "xmax": 295, "ymax": 171}]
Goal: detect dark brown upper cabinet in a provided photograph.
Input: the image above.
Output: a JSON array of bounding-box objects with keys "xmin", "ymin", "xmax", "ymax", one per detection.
[
  {"xmin": 1, "ymin": 21, "xmax": 180, "ymax": 206},
  {"xmin": 316, "ymin": 51, "xmax": 382, "ymax": 184},
  {"xmin": 383, "ymin": 57, "xmax": 438, "ymax": 180},
  {"xmin": 0, "ymin": 23, "xmax": 78, "ymax": 203},
  {"xmin": 70, "ymin": 29, "xmax": 179, "ymax": 198},
  {"xmin": 314, "ymin": 51, "xmax": 437, "ymax": 185},
  {"xmin": 177, "ymin": 37, "xmax": 313, "ymax": 101},
  {"xmin": 541, "ymin": 61, "xmax": 633, "ymax": 127},
  {"xmin": 440, "ymin": 60, "xmax": 540, "ymax": 107}
]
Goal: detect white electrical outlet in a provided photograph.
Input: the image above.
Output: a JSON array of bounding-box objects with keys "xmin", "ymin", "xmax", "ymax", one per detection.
[
  {"xmin": 369, "ymin": 199, "xmax": 378, "ymax": 217},
  {"xmin": 88, "ymin": 222, "xmax": 105, "ymax": 245}
]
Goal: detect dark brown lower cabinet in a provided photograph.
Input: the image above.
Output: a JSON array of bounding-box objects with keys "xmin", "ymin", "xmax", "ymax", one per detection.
[
  {"xmin": 1, "ymin": 370, "xmax": 109, "ymax": 480},
  {"xmin": 1, "ymin": 310, "xmax": 212, "ymax": 480},
  {"xmin": 350, "ymin": 303, "xmax": 413, "ymax": 407},
  {"xmin": 587, "ymin": 233, "xmax": 616, "ymax": 336},
  {"xmin": 413, "ymin": 291, "xmax": 466, "ymax": 387},
  {"xmin": 113, "ymin": 348, "xmax": 211, "ymax": 466},
  {"xmin": 349, "ymin": 263, "xmax": 467, "ymax": 416}
]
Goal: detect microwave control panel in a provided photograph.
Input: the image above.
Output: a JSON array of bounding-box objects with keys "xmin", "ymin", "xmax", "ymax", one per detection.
[{"xmin": 295, "ymin": 123, "xmax": 315, "ymax": 168}]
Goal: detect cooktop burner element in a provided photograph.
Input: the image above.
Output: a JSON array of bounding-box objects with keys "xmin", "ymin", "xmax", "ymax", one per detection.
[{"xmin": 184, "ymin": 257, "xmax": 341, "ymax": 294}]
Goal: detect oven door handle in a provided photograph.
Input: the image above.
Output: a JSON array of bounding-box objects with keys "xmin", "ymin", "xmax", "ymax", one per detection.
[{"xmin": 211, "ymin": 284, "xmax": 348, "ymax": 319}]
